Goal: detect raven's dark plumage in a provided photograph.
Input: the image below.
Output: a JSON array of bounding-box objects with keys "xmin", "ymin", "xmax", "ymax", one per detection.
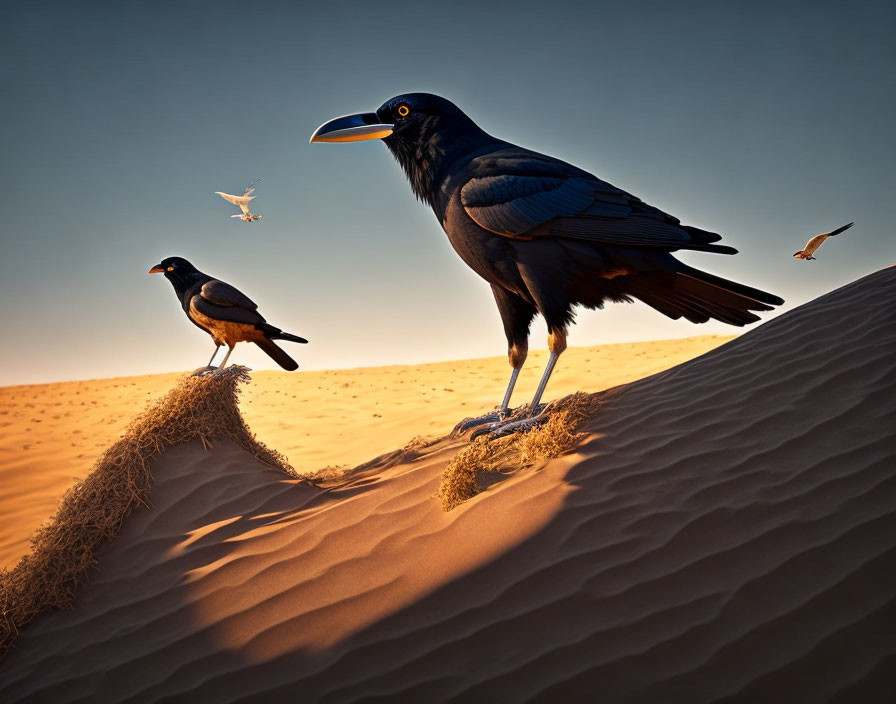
[
  {"xmin": 149, "ymin": 257, "xmax": 307, "ymax": 371},
  {"xmin": 312, "ymin": 93, "xmax": 783, "ymax": 432}
]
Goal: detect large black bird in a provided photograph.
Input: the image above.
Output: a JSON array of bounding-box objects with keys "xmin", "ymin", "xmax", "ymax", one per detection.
[
  {"xmin": 149, "ymin": 256, "xmax": 307, "ymax": 371},
  {"xmin": 311, "ymin": 94, "xmax": 783, "ymax": 436}
]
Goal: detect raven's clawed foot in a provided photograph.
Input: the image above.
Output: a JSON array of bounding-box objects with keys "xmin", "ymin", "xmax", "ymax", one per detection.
[
  {"xmin": 191, "ymin": 365, "xmax": 220, "ymax": 377},
  {"xmin": 470, "ymin": 411, "xmax": 549, "ymax": 440},
  {"xmin": 452, "ymin": 410, "xmax": 508, "ymax": 434}
]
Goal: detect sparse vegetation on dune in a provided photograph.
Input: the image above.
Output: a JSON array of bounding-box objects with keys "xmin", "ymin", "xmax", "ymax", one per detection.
[
  {"xmin": 0, "ymin": 363, "xmax": 600, "ymax": 656},
  {"xmin": 0, "ymin": 367, "xmax": 295, "ymax": 658},
  {"xmin": 439, "ymin": 392, "xmax": 600, "ymax": 511}
]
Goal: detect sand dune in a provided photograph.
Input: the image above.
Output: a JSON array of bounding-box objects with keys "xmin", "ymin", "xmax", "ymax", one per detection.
[
  {"xmin": 1, "ymin": 269, "xmax": 895, "ymax": 702},
  {"xmin": 0, "ymin": 335, "xmax": 730, "ymax": 570}
]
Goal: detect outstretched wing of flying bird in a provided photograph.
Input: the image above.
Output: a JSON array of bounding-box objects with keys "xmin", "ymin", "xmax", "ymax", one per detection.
[
  {"xmin": 215, "ymin": 191, "xmax": 255, "ymax": 214},
  {"xmin": 801, "ymin": 234, "xmax": 829, "ymax": 256}
]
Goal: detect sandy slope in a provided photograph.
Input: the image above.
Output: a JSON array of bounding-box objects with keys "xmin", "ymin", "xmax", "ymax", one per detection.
[
  {"xmin": 2, "ymin": 269, "xmax": 895, "ymax": 702},
  {"xmin": 0, "ymin": 335, "xmax": 729, "ymax": 569}
]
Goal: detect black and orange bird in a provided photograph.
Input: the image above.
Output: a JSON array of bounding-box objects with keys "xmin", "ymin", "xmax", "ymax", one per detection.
[
  {"xmin": 793, "ymin": 222, "xmax": 853, "ymax": 260},
  {"xmin": 311, "ymin": 93, "xmax": 783, "ymax": 437},
  {"xmin": 149, "ymin": 256, "xmax": 307, "ymax": 371}
]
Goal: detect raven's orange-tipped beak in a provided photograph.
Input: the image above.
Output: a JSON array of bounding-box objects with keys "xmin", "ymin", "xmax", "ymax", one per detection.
[
  {"xmin": 309, "ymin": 112, "xmax": 393, "ymax": 143},
  {"xmin": 148, "ymin": 265, "xmax": 165, "ymax": 273}
]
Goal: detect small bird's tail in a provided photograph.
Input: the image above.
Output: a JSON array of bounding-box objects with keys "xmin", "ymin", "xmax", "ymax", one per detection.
[
  {"xmin": 255, "ymin": 338, "xmax": 299, "ymax": 371},
  {"xmin": 625, "ymin": 261, "xmax": 784, "ymax": 327},
  {"xmin": 274, "ymin": 331, "xmax": 307, "ymax": 343},
  {"xmin": 827, "ymin": 222, "xmax": 854, "ymax": 237},
  {"xmin": 256, "ymin": 323, "xmax": 308, "ymax": 344}
]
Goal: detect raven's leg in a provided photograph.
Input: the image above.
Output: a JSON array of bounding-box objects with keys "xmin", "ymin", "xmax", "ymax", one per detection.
[
  {"xmin": 530, "ymin": 328, "xmax": 567, "ymax": 411},
  {"xmin": 454, "ymin": 287, "xmax": 536, "ymax": 433},
  {"xmin": 455, "ymin": 343, "xmax": 527, "ymax": 432},
  {"xmin": 472, "ymin": 328, "xmax": 567, "ymax": 439},
  {"xmin": 207, "ymin": 344, "xmax": 221, "ymax": 367},
  {"xmin": 472, "ymin": 250, "xmax": 573, "ymax": 439}
]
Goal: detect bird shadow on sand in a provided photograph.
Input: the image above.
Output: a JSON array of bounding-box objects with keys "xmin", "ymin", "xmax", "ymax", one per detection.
[
  {"xmin": 2, "ymin": 269, "xmax": 895, "ymax": 703},
  {"xmin": 154, "ymin": 267, "xmax": 893, "ymax": 704}
]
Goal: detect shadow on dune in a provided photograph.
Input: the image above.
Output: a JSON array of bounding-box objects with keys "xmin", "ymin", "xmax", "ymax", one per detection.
[
  {"xmin": 0, "ymin": 367, "xmax": 303, "ymax": 656},
  {"xmin": 2, "ymin": 269, "xmax": 895, "ymax": 703}
]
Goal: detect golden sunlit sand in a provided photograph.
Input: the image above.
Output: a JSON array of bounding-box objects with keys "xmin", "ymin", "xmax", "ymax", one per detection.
[
  {"xmin": 0, "ymin": 334, "xmax": 730, "ymax": 569},
  {"xmin": 1, "ymin": 270, "xmax": 894, "ymax": 702}
]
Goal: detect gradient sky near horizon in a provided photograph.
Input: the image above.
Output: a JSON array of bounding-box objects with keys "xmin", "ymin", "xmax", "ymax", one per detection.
[{"xmin": 1, "ymin": 0, "xmax": 893, "ymax": 386}]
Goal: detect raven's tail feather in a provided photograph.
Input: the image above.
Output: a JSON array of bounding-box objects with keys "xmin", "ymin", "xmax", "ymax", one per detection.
[
  {"xmin": 675, "ymin": 263, "xmax": 784, "ymax": 307},
  {"xmin": 624, "ymin": 263, "xmax": 783, "ymax": 327},
  {"xmin": 255, "ymin": 338, "xmax": 299, "ymax": 371}
]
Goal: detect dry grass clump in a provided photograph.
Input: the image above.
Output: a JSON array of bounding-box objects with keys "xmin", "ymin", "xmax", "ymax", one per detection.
[
  {"xmin": 439, "ymin": 392, "xmax": 599, "ymax": 511},
  {"xmin": 518, "ymin": 392, "xmax": 601, "ymax": 464},
  {"xmin": 302, "ymin": 464, "xmax": 352, "ymax": 485},
  {"xmin": 0, "ymin": 366, "xmax": 294, "ymax": 658}
]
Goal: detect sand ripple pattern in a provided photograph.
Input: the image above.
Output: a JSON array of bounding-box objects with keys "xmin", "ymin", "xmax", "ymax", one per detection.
[{"xmin": 2, "ymin": 268, "xmax": 894, "ymax": 703}]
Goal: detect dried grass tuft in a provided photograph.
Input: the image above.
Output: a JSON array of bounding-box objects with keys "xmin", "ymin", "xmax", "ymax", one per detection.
[
  {"xmin": 439, "ymin": 392, "xmax": 599, "ymax": 511},
  {"xmin": 0, "ymin": 366, "xmax": 294, "ymax": 658}
]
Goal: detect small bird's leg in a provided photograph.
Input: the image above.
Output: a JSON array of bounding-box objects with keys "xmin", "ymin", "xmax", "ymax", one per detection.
[
  {"xmin": 192, "ymin": 344, "xmax": 223, "ymax": 375},
  {"xmin": 454, "ymin": 343, "xmax": 527, "ymax": 432},
  {"xmin": 207, "ymin": 344, "xmax": 221, "ymax": 367},
  {"xmin": 473, "ymin": 329, "xmax": 567, "ymax": 440},
  {"xmin": 218, "ymin": 345, "xmax": 234, "ymax": 369}
]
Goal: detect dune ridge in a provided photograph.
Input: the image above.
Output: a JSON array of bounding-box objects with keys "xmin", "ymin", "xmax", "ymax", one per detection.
[
  {"xmin": 1, "ymin": 269, "xmax": 894, "ymax": 702},
  {"xmin": 0, "ymin": 367, "xmax": 294, "ymax": 656}
]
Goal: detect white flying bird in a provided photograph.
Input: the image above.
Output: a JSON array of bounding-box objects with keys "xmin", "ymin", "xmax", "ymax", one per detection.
[
  {"xmin": 215, "ymin": 179, "xmax": 263, "ymax": 222},
  {"xmin": 793, "ymin": 222, "xmax": 853, "ymax": 260}
]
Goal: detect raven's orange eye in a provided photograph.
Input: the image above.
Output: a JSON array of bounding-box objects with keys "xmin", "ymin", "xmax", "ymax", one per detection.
[
  {"xmin": 397, "ymin": 105, "xmax": 409, "ymax": 117},
  {"xmin": 167, "ymin": 266, "xmax": 174, "ymax": 271}
]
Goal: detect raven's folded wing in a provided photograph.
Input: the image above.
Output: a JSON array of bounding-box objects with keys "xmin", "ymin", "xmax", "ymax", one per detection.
[{"xmin": 460, "ymin": 149, "xmax": 733, "ymax": 254}]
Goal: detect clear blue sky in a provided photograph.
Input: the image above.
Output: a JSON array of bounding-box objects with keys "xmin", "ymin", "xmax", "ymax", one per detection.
[{"xmin": 1, "ymin": 0, "xmax": 893, "ymax": 385}]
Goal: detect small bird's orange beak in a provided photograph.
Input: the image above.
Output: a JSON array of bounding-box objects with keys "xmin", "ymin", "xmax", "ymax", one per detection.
[{"xmin": 148, "ymin": 265, "xmax": 165, "ymax": 273}]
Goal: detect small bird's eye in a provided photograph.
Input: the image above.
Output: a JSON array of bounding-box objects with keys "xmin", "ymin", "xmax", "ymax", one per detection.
[
  {"xmin": 167, "ymin": 266, "xmax": 174, "ymax": 271},
  {"xmin": 397, "ymin": 105, "xmax": 409, "ymax": 117}
]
